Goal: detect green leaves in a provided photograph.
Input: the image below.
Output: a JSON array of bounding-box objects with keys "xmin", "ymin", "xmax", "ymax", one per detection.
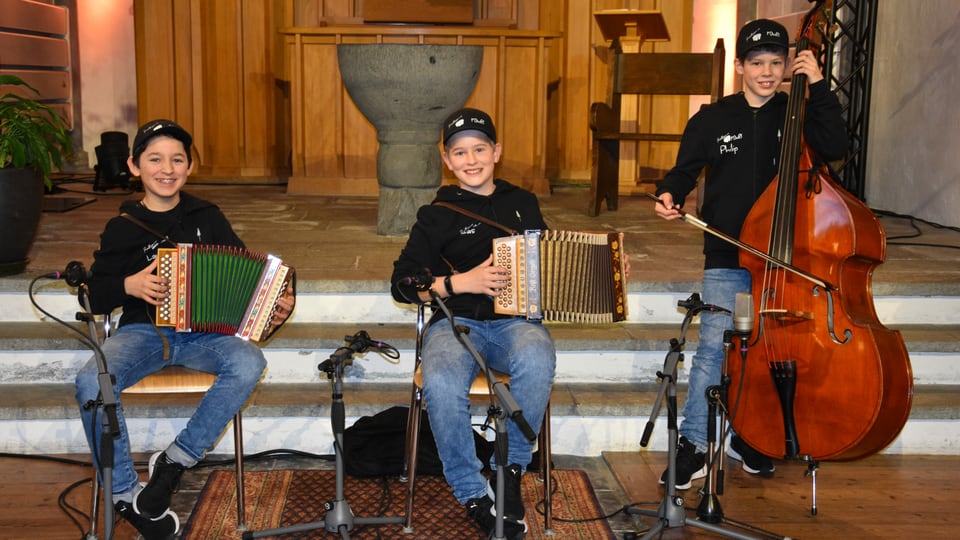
[{"xmin": 0, "ymin": 74, "xmax": 73, "ymax": 188}]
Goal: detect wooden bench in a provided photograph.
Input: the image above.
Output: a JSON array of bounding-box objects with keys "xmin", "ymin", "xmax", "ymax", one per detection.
[{"xmin": 588, "ymin": 39, "xmax": 725, "ymax": 216}]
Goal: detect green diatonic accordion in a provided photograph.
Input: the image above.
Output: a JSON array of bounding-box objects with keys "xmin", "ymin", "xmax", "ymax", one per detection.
[
  {"xmin": 155, "ymin": 244, "xmax": 294, "ymax": 342},
  {"xmin": 492, "ymin": 230, "xmax": 628, "ymax": 323}
]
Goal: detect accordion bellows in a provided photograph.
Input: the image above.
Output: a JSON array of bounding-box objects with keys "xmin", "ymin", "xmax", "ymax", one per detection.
[
  {"xmin": 156, "ymin": 244, "xmax": 293, "ymax": 341},
  {"xmin": 493, "ymin": 230, "xmax": 627, "ymax": 323}
]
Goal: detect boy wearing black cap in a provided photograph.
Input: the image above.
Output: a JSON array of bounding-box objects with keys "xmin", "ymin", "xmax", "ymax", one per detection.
[
  {"xmin": 652, "ymin": 19, "xmax": 849, "ymax": 489},
  {"xmin": 391, "ymin": 108, "xmax": 556, "ymax": 539},
  {"xmin": 74, "ymin": 119, "xmax": 294, "ymax": 538}
]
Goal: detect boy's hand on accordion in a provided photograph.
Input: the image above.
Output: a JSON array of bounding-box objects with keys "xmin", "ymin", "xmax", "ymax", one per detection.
[
  {"xmin": 270, "ymin": 285, "xmax": 296, "ymax": 328},
  {"xmin": 460, "ymin": 254, "xmax": 511, "ymax": 297},
  {"xmin": 126, "ymin": 259, "xmax": 170, "ymax": 306}
]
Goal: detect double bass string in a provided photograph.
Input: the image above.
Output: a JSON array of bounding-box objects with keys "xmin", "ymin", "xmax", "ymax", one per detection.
[{"xmin": 760, "ymin": 36, "xmax": 811, "ymax": 393}]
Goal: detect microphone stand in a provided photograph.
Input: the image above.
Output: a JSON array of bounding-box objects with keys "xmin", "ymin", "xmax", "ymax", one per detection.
[
  {"xmin": 242, "ymin": 331, "xmax": 405, "ymax": 540},
  {"xmin": 428, "ymin": 290, "xmax": 537, "ymax": 540},
  {"xmin": 30, "ymin": 275, "xmax": 119, "ymax": 540},
  {"xmin": 626, "ymin": 293, "xmax": 788, "ymax": 540}
]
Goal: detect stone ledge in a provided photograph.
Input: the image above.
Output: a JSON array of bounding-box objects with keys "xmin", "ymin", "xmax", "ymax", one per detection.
[
  {"xmin": 3, "ymin": 321, "xmax": 960, "ymax": 353},
  {"xmin": 3, "ymin": 382, "xmax": 958, "ymax": 421}
]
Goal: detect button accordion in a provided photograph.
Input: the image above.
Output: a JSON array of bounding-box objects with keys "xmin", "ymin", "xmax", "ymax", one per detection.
[
  {"xmin": 493, "ymin": 230, "xmax": 627, "ymax": 323},
  {"xmin": 155, "ymin": 244, "xmax": 294, "ymax": 341}
]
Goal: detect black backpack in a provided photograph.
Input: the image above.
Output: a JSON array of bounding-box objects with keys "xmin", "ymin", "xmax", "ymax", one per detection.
[{"xmin": 342, "ymin": 406, "xmax": 494, "ymax": 478}]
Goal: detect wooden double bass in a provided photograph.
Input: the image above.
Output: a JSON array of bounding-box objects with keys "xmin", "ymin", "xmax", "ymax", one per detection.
[{"xmin": 728, "ymin": 0, "xmax": 913, "ymax": 462}]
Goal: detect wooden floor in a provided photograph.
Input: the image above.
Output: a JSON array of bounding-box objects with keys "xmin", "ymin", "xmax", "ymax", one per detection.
[
  {"xmin": 606, "ymin": 451, "xmax": 960, "ymax": 539},
  {"xmin": 3, "ymin": 450, "xmax": 959, "ymax": 539}
]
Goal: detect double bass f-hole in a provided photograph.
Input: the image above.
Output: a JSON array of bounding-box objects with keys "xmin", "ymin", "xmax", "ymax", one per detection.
[{"xmin": 812, "ymin": 285, "xmax": 852, "ymax": 344}]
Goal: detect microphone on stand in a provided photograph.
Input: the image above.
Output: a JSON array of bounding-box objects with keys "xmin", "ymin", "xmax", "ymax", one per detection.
[
  {"xmin": 678, "ymin": 292, "xmax": 730, "ymax": 315},
  {"xmin": 395, "ymin": 268, "xmax": 434, "ymax": 304},
  {"xmin": 48, "ymin": 260, "xmax": 91, "ymax": 287},
  {"xmin": 732, "ymin": 292, "xmax": 754, "ymax": 354},
  {"xmin": 733, "ymin": 292, "xmax": 754, "ymax": 335}
]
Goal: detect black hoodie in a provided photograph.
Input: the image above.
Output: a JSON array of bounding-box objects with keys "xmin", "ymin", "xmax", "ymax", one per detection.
[
  {"xmin": 656, "ymin": 80, "xmax": 850, "ymax": 269},
  {"xmin": 86, "ymin": 192, "xmax": 243, "ymax": 327},
  {"xmin": 391, "ymin": 179, "xmax": 548, "ymax": 321}
]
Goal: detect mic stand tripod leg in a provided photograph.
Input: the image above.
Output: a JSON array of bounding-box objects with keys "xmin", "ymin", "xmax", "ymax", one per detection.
[
  {"xmin": 242, "ymin": 339, "xmax": 406, "ymax": 540},
  {"xmin": 624, "ymin": 295, "xmax": 792, "ymax": 540},
  {"xmin": 687, "ymin": 332, "xmax": 790, "ymax": 540}
]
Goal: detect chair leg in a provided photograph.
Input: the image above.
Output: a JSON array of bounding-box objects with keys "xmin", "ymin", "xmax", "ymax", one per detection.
[
  {"xmin": 233, "ymin": 413, "xmax": 245, "ymax": 530},
  {"xmin": 402, "ymin": 387, "xmax": 424, "ymax": 533}
]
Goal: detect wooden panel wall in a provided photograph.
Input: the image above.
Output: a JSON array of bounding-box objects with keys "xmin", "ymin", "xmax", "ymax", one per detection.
[
  {"xmin": 0, "ymin": 0, "xmax": 72, "ymax": 127},
  {"xmin": 133, "ymin": 0, "xmax": 703, "ymax": 195},
  {"xmin": 133, "ymin": 0, "xmax": 288, "ymax": 182},
  {"xmin": 283, "ymin": 27, "xmax": 557, "ymax": 196}
]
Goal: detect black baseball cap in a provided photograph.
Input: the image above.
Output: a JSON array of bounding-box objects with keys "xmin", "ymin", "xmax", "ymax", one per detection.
[
  {"xmin": 131, "ymin": 119, "xmax": 193, "ymax": 161},
  {"xmin": 736, "ymin": 19, "xmax": 790, "ymax": 59},
  {"xmin": 442, "ymin": 108, "xmax": 497, "ymax": 147}
]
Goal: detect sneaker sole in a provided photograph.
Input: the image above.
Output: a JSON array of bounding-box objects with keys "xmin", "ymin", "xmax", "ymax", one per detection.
[
  {"xmin": 726, "ymin": 445, "xmax": 776, "ymax": 476},
  {"xmin": 659, "ymin": 464, "xmax": 707, "ymax": 491},
  {"xmin": 133, "ymin": 452, "xmax": 169, "ymax": 520},
  {"xmin": 485, "ymin": 481, "xmax": 526, "ymax": 530}
]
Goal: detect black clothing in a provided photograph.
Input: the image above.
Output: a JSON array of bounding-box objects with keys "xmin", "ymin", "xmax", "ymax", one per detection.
[
  {"xmin": 656, "ymin": 80, "xmax": 850, "ymax": 269},
  {"xmin": 391, "ymin": 179, "xmax": 548, "ymax": 321},
  {"xmin": 86, "ymin": 192, "xmax": 244, "ymax": 327}
]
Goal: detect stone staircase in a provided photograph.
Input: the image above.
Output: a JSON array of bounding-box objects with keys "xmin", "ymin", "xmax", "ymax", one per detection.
[{"xmin": 2, "ymin": 274, "xmax": 958, "ymax": 459}]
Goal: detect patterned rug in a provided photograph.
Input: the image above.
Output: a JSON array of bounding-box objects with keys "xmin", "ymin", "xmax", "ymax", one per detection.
[{"xmin": 183, "ymin": 469, "xmax": 615, "ymax": 539}]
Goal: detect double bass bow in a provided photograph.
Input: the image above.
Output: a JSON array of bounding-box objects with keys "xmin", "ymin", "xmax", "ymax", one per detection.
[{"xmin": 728, "ymin": 0, "xmax": 913, "ymax": 462}]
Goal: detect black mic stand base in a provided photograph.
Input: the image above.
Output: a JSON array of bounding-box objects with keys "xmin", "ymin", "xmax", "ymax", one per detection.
[
  {"xmin": 242, "ymin": 337, "xmax": 405, "ymax": 540},
  {"xmin": 624, "ymin": 294, "xmax": 791, "ymax": 540}
]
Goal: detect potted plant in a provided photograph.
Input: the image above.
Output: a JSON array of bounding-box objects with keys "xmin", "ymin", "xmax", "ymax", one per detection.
[{"xmin": 0, "ymin": 74, "xmax": 72, "ymax": 275}]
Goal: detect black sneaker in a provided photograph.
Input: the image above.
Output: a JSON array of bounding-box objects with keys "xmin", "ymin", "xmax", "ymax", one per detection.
[
  {"xmin": 466, "ymin": 496, "xmax": 526, "ymax": 540},
  {"xmin": 115, "ymin": 500, "xmax": 179, "ymax": 540},
  {"xmin": 133, "ymin": 451, "xmax": 185, "ymax": 518},
  {"xmin": 659, "ymin": 436, "xmax": 707, "ymax": 490},
  {"xmin": 727, "ymin": 435, "xmax": 775, "ymax": 477},
  {"xmin": 486, "ymin": 463, "xmax": 526, "ymax": 528}
]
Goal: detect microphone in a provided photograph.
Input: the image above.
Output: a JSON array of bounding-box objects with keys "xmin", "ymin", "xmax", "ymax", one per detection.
[
  {"xmin": 677, "ymin": 292, "xmax": 730, "ymax": 315},
  {"xmin": 48, "ymin": 261, "xmax": 91, "ymax": 287},
  {"xmin": 395, "ymin": 268, "xmax": 434, "ymax": 304},
  {"xmin": 733, "ymin": 292, "xmax": 754, "ymax": 335}
]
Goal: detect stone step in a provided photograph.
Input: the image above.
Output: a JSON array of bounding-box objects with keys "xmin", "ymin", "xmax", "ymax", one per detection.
[
  {"xmin": 4, "ymin": 278, "xmax": 959, "ymax": 457},
  {"xmin": 3, "ymin": 321, "xmax": 959, "ymax": 385},
  {"xmin": 2, "ymin": 381, "xmax": 957, "ymax": 456},
  {"xmin": 9, "ymin": 279, "xmax": 960, "ymax": 325}
]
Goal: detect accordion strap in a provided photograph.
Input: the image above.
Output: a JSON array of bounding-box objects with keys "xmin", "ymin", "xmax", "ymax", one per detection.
[
  {"xmin": 120, "ymin": 212, "xmax": 177, "ymax": 247},
  {"xmin": 432, "ymin": 201, "xmax": 517, "ymax": 236}
]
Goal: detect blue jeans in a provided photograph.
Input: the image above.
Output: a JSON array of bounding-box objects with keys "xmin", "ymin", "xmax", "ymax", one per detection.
[
  {"xmin": 75, "ymin": 323, "xmax": 266, "ymax": 497},
  {"xmin": 421, "ymin": 317, "xmax": 556, "ymax": 503},
  {"xmin": 679, "ymin": 268, "xmax": 751, "ymax": 452}
]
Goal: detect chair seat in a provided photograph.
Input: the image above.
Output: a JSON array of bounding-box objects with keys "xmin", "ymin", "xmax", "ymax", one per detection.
[
  {"xmin": 123, "ymin": 366, "xmax": 217, "ymax": 394},
  {"xmin": 412, "ymin": 365, "xmax": 512, "ymax": 396}
]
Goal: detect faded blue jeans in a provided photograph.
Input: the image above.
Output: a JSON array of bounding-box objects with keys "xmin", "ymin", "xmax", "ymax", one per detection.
[
  {"xmin": 75, "ymin": 323, "xmax": 266, "ymax": 499},
  {"xmin": 421, "ymin": 316, "xmax": 556, "ymax": 504},
  {"xmin": 679, "ymin": 268, "xmax": 751, "ymax": 452}
]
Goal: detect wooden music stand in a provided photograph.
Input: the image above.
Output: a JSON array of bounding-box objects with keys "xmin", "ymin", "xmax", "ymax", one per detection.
[
  {"xmin": 593, "ymin": 10, "xmax": 671, "ymax": 53},
  {"xmin": 589, "ymin": 10, "xmax": 671, "ymax": 217}
]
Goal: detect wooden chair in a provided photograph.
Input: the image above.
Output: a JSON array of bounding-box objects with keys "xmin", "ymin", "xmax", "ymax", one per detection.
[
  {"xmin": 79, "ymin": 290, "xmax": 248, "ymax": 536},
  {"xmin": 400, "ymin": 303, "xmax": 553, "ymax": 534},
  {"xmin": 588, "ymin": 38, "xmax": 725, "ymax": 216}
]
